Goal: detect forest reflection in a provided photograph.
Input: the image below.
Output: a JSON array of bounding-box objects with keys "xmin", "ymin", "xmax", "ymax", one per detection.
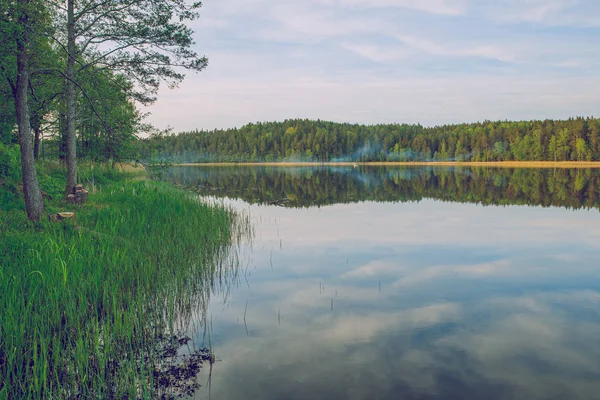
[{"xmin": 165, "ymin": 166, "xmax": 600, "ymax": 210}]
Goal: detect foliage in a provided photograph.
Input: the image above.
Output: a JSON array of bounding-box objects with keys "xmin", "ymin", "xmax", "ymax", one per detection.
[
  {"xmin": 76, "ymin": 67, "xmax": 142, "ymax": 163},
  {"xmin": 45, "ymin": 0, "xmax": 209, "ymax": 194},
  {"xmin": 0, "ymin": 0, "xmax": 58, "ymax": 143},
  {"xmin": 0, "ymin": 144, "xmax": 22, "ymax": 211},
  {"xmin": 48, "ymin": 0, "xmax": 208, "ymax": 104},
  {"xmin": 0, "ymin": 143, "xmax": 21, "ymax": 184},
  {"xmin": 141, "ymin": 117, "xmax": 600, "ymax": 163},
  {"xmin": 142, "ymin": 160, "xmax": 174, "ymax": 180},
  {"xmin": 0, "ymin": 87, "xmax": 15, "ymax": 145}
]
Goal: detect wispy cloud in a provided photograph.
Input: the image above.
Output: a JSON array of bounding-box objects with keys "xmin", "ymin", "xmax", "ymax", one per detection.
[
  {"xmin": 396, "ymin": 34, "xmax": 517, "ymax": 62},
  {"xmin": 473, "ymin": 0, "xmax": 600, "ymax": 27},
  {"xmin": 146, "ymin": 0, "xmax": 600, "ymax": 130},
  {"xmin": 318, "ymin": 0, "xmax": 469, "ymax": 16}
]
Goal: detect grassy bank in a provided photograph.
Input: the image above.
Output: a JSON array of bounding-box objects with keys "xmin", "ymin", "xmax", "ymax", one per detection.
[{"xmin": 0, "ymin": 162, "xmax": 240, "ymax": 398}]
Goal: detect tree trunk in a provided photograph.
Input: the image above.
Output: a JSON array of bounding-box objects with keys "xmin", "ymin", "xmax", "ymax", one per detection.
[
  {"xmin": 15, "ymin": 0, "xmax": 45, "ymax": 222},
  {"xmin": 65, "ymin": 0, "xmax": 77, "ymax": 196},
  {"xmin": 33, "ymin": 124, "xmax": 41, "ymax": 160},
  {"xmin": 58, "ymin": 112, "xmax": 67, "ymax": 160}
]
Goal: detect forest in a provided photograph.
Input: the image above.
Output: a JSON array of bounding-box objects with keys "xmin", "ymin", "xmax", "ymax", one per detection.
[{"xmin": 141, "ymin": 117, "xmax": 600, "ymax": 163}]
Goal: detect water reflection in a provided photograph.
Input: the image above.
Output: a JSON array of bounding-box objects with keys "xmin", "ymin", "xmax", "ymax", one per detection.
[
  {"xmin": 167, "ymin": 167, "xmax": 600, "ymax": 400},
  {"xmin": 165, "ymin": 166, "xmax": 600, "ymax": 210}
]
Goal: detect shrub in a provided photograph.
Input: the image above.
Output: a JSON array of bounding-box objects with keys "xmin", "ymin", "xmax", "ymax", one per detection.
[{"xmin": 0, "ymin": 143, "xmax": 21, "ymax": 184}]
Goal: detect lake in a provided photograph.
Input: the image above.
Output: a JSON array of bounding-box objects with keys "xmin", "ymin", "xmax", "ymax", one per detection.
[{"xmin": 165, "ymin": 166, "xmax": 600, "ymax": 400}]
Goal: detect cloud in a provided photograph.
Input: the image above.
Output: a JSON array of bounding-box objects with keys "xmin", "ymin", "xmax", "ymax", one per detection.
[
  {"xmin": 317, "ymin": 303, "xmax": 461, "ymax": 342},
  {"xmin": 319, "ymin": 0, "xmax": 468, "ymax": 16},
  {"xmin": 339, "ymin": 42, "xmax": 413, "ymax": 62},
  {"xmin": 474, "ymin": 0, "xmax": 600, "ymax": 27},
  {"xmin": 395, "ymin": 34, "xmax": 517, "ymax": 62},
  {"xmin": 341, "ymin": 260, "xmax": 406, "ymax": 278},
  {"xmin": 393, "ymin": 260, "xmax": 511, "ymax": 287},
  {"xmin": 196, "ymin": 290, "xmax": 600, "ymax": 400},
  {"xmin": 144, "ymin": 0, "xmax": 600, "ymax": 131}
]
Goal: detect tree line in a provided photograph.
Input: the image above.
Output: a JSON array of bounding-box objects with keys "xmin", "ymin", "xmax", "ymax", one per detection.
[
  {"xmin": 1, "ymin": 0, "xmax": 206, "ymax": 221},
  {"xmin": 141, "ymin": 117, "xmax": 600, "ymax": 163}
]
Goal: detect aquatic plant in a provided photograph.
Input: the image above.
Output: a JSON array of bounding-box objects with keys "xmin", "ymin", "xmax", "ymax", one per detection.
[{"xmin": 0, "ymin": 168, "xmax": 245, "ymax": 399}]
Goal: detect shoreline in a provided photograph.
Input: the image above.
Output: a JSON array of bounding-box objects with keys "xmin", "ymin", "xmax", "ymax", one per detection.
[{"xmin": 175, "ymin": 161, "xmax": 600, "ymax": 169}]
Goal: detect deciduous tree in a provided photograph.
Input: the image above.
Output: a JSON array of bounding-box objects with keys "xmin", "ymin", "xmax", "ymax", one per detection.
[
  {"xmin": 49, "ymin": 0, "xmax": 208, "ymax": 195},
  {"xmin": 0, "ymin": 0, "xmax": 47, "ymax": 221}
]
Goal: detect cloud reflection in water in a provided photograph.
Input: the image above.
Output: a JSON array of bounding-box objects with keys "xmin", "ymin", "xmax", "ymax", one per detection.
[{"xmin": 178, "ymin": 168, "xmax": 600, "ymax": 400}]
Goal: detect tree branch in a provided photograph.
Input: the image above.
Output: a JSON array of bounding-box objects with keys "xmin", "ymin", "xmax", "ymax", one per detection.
[
  {"xmin": 54, "ymin": 68, "xmax": 113, "ymax": 135},
  {"xmin": 0, "ymin": 64, "xmax": 17, "ymax": 97}
]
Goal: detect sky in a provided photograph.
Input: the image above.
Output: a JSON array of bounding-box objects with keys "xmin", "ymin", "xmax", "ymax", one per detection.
[{"xmin": 145, "ymin": 0, "xmax": 600, "ymax": 132}]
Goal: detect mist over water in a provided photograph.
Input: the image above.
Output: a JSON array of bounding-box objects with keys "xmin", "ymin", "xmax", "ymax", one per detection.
[{"xmin": 164, "ymin": 166, "xmax": 600, "ymax": 400}]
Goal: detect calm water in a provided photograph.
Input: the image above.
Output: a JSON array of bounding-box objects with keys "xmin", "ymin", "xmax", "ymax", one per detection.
[{"xmin": 166, "ymin": 166, "xmax": 600, "ymax": 400}]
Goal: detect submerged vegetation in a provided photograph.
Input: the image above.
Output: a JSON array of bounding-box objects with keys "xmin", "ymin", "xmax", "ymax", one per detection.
[
  {"xmin": 0, "ymin": 163, "xmax": 244, "ymax": 398},
  {"xmin": 140, "ymin": 117, "xmax": 600, "ymax": 163},
  {"xmin": 166, "ymin": 165, "xmax": 600, "ymax": 210}
]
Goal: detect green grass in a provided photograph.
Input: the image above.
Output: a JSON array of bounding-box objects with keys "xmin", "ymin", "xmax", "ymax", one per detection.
[{"xmin": 0, "ymin": 163, "xmax": 243, "ymax": 399}]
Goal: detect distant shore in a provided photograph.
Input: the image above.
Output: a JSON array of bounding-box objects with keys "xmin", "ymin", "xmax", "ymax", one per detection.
[{"xmin": 176, "ymin": 161, "xmax": 600, "ymax": 169}]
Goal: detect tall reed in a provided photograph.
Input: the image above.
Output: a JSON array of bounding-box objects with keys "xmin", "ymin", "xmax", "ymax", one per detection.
[{"xmin": 0, "ymin": 168, "xmax": 243, "ymax": 399}]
